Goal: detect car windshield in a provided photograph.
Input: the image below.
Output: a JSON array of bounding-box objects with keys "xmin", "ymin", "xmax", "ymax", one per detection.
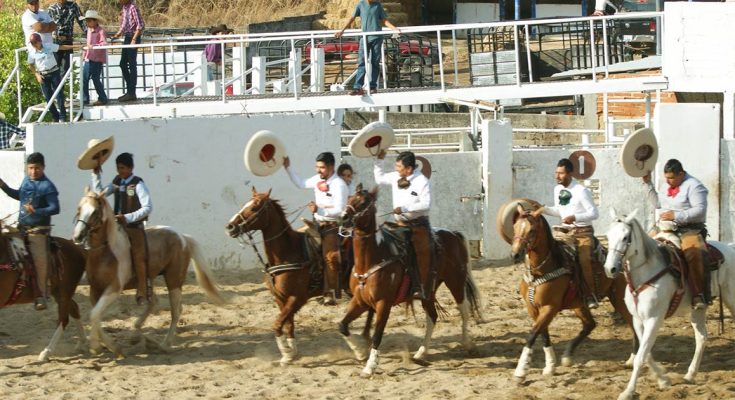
[{"xmin": 621, "ymin": 0, "xmax": 658, "ymax": 12}]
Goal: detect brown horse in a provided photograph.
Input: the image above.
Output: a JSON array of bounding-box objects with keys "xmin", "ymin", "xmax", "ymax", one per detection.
[
  {"xmin": 338, "ymin": 185, "xmax": 482, "ymax": 377},
  {"xmin": 510, "ymin": 206, "xmax": 637, "ymax": 381},
  {"xmin": 72, "ymin": 188, "xmax": 225, "ymax": 357},
  {"xmin": 0, "ymin": 225, "xmax": 87, "ymax": 361},
  {"xmin": 225, "ymin": 187, "xmax": 356, "ymax": 365}
]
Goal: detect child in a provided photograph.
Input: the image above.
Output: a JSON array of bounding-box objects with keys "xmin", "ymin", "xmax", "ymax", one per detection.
[
  {"xmin": 204, "ymin": 24, "xmax": 232, "ymax": 81},
  {"xmin": 27, "ymin": 32, "xmax": 74, "ymax": 122},
  {"xmin": 80, "ymin": 10, "xmax": 109, "ymax": 106}
]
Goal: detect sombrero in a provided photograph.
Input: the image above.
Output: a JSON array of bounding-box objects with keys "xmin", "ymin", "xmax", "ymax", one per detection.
[
  {"xmin": 620, "ymin": 127, "xmax": 658, "ymax": 178},
  {"xmin": 244, "ymin": 130, "xmax": 286, "ymax": 177},
  {"xmin": 348, "ymin": 121, "xmax": 395, "ymax": 158},
  {"xmin": 80, "ymin": 10, "xmax": 105, "ymax": 24},
  {"xmin": 496, "ymin": 198, "xmax": 543, "ymax": 245},
  {"xmin": 77, "ymin": 136, "xmax": 114, "ymax": 170}
]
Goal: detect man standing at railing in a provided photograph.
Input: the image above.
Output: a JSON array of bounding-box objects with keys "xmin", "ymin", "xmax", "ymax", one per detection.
[
  {"xmin": 47, "ymin": 0, "xmax": 86, "ymax": 75},
  {"xmin": 334, "ymin": 0, "xmax": 399, "ymax": 96},
  {"xmin": 112, "ymin": 0, "xmax": 144, "ymax": 102},
  {"xmin": 22, "ymin": 0, "xmax": 57, "ymax": 48}
]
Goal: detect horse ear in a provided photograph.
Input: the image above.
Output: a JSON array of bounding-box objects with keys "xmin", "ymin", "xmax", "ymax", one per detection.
[
  {"xmin": 266, "ymin": 188, "xmax": 272, "ymax": 198},
  {"xmin": 84, "ymin": 185, "xmax": 90, "ymax": 194},
  {"xmin": 355, "ymin": 182, "xmax": 363, "ymax": 193},
  {"xmin": 625, "ymin": 209, "xmax": 639, "ymax": 224},
  {"xmin": 369, "ymin": 186, "xmax": 379, "ymax": 198},
  {"xmin": 531, "ymin": 206, "xmax": 545, "ymax": 217},
  {"xmin": 251, "ymin": 186, "xmax": 257, "ymax": 195},
  {"xmin": 609, "ymin": 207, "xmax": 618, "ymax": 220}
]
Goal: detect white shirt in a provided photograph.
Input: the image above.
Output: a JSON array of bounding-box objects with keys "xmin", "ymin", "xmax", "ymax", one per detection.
[
  {"xmin": 22, "ymin": 9, "xmax": 54, "ymax": 48},
  {"xmin": 93, "ymin": 172, "xmax": 153, "ymax": 224},
  {"xmin": 287, "ymin": 169, "xmax": 348, "ymax": 222},
  {"xmin": 543, "ymin": 180, "xmax": 598, "ymax": 227},
  {"xmin": 374, "ymin": 159, "xmax": 431, "ymax": 222},
  {"xmin": 27, "ymin": 43, "xmax": 59, "ymax": 72}
]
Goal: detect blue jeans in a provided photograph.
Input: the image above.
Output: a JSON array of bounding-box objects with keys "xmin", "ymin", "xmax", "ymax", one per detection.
[
  {"xmin": 120, "ymin": 35, "xmax": 141, "ymax": 95},
  {"xmin": 83, "ymin": 61, "xmax": 108, "ymax": 104},
  {"xmin": 353, "ymin": 38, "xmax": 383, "ymax": 90},
  {"xmin": 39, "ymin": 70, "xmax": 66, "ymax": 122}
]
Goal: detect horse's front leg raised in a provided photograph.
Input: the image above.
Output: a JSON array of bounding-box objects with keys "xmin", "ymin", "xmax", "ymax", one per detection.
[
  {"xmin": 339, "ymin": 298, "xmax": 370, "ymax": 361},
  {"xmin": 684, "ymin": 308, "xmax": 708, "ymax": 383}
]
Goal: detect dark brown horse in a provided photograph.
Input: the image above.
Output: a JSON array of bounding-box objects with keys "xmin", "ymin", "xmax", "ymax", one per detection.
[
  {"xmin": 338, "ymin": 185, "xmax": 482, "ymax": 377},
  {"xmin": 510, "ymin": 206, "xmax": 637, "ymax": 381},
  {"xmin": 0, "ymin": 225, "xmax": 87, "ymax": 361},
  {"xmin": 226, "ymin": 187, "xmax": 360, "ymax": 365}
]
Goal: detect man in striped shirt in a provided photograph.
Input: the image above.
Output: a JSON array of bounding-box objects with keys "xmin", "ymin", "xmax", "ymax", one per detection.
[
  {"xmin": 112, "ymin": 0, "xmax": 144, "ymax": 102},
  {"xmin": 47, "ymin": 0, "xmax": 86, "ymax": 74}
]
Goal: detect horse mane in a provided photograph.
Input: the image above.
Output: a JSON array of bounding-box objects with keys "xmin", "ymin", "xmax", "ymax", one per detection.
[
  {"xmin": 538, "ymin": 214, "xmax": 565, "ymax": 268},
  {"xmin": 629, "ymin": 217, "xmax": 657, "ymax": 261}
]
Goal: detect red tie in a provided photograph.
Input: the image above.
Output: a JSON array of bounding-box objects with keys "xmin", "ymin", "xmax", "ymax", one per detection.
[{"xmin": 667, "ymin": 185, "xmax": 680, "ymax": 198}]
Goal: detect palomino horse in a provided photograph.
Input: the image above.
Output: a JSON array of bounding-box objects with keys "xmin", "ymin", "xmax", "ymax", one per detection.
[
  {"xmin": 510, "ymin": 205, "xmax": 636, "ymax": 381},
  {"xmin": 0, "ymin": 225, "xmax": 87, "ymax": 361},
  {"xmin": 338, "ymin": 185, "xmax": 482, "ymax": 377},
  {"xmin": 604, "ymin": 209, "xmax": 735, "ymax": 400},
  {"xmin": 72, "ymin": 187, "xmax": 224, "ymax": 356},
  {"xmin": 225, "ymin": 187, "xmax": 351, "ymax": 365}
]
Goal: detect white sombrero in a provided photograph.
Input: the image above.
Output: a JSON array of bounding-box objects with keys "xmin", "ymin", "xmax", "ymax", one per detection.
[
  {"xmin": 80, "ymin": 10, "xmax": 105, "ymax": 24},
  {"xmin": 620, "ymin": 127, "xmax": 658, "ymax": 178},
  {"xmin": 77, "ymin": 136, "xmax": 114, "ymax": 170},
  {"xmin": 496, "ymin": 198, "xmax": 543, "ymax": 245},
  {"xmin": 244, "ymin": 130, "xmax": 287, "ymax": 177},
  {"xmin": 348, "ymin": 121, "xmax": 395, "ymax": 158}
]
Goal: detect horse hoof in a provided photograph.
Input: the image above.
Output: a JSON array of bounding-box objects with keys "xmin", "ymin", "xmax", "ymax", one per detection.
[
  {"xmin": 360, "ymin": 370, "xmax": 374, "ymax": 378},
  {"xmin": 37, "ymin": 349, "xmax": 50, "ymax": 363},
  {"xmin": 683, "ymin": 374, "xmax": 695, "ymax": 384},
  {"xmin": 561, "ymin": 356, "xmax": 573, "ymax": 367},
  {"xmin": 513, "ymin": 375, "xmax": 525, "ymax": 384},
  {"xmin": 617, "ymin": 391, "xmax": 634, "ymax": 400},
  {"xmin": 543, "ymin": 367, "xmax": 555, "ymax": 376}
]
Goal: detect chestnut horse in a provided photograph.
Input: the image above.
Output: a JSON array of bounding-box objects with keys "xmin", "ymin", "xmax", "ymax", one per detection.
[
  {"xmin": 72, "ymin": 188, "xmax": 225, "ymax": 357},
  {"xmin": 0, "ymin": 225, "xmax": 87, "ymax": 361},
  {"xmin": 226, "ymin": 187, "xmax": 358, "ymax": 365},
  {"xmin": 510, "ymin": 205, "xmax": 637, "ymax": 381},
  {"xmin": 338, "ymin": 185, "xmax": 482, "ymax": 377}
]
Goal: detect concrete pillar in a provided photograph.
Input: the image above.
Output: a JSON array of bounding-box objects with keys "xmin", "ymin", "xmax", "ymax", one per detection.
[
  {"xmin": 251, "ymin": 56, "xmax": 266, "ymax": 95},
  {"xmin": 288, "ymin": 49, "xmax": 302, "ymax": 94},
  {"xmin": 310, "ymin": 48, "xmax": 325, "ymax": 93},
  {"xmin": 195, "ymin": 52, "xmax": 209, "ymax": 96},
  {"xmin": 232, "ymin": 45, "xmax": 247, "ymax": 95},
  {"xmin": 724, "ymin": 90, "xmax": 735, "ymax": 140},
  {"xmin": 273, "ymin": 79, "xmax": 287, "ymax": 94},
  {"xmin": 481, "ymin": 118, "xmax": 513, "ymax": 259}
]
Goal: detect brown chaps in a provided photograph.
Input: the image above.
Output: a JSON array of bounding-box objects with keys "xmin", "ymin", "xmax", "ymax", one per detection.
[
  {"xmin": 319, "ymin": 222, "xmax": 342, "ymax": 298},
  {"xmin": 125, "ymin": 225, "xmax": 151, "ymax": 300}
]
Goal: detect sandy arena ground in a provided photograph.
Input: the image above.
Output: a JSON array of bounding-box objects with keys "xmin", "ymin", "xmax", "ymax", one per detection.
[{"xmin": 1, "ymin": 261, "xmax": 734, "ymax": 399}]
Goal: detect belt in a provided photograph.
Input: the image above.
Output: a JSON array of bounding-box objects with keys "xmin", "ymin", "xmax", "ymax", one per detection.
[
  {"xmin": 396, "ymin": 216, "xmax": 430, "ymax": 228},
  {"xmin": 38, "ymin": 67, "xmax": 59, "ymax": 76}
]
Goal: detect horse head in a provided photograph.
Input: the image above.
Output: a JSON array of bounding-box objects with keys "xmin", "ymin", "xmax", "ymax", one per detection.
[
  {"xmin": 510, "ymin": 204, "xmax": 545, "ymax": 263},
  {"xmin": 604, "ymin": 207, "xmax": 639, "ymax": 278},
  {"xmin": 226, "ymin": 187, "xmax": 273, "ymax": 238},
  {"xmin": 73, "ymin": 186, "xmax": 112, "ymax": 248},
  {"xmin": 342, "ymin": 183, "xmax": 378, "ymax": 232}
]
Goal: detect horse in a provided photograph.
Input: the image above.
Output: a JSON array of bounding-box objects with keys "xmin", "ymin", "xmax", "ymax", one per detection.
[
  {"xmin": 72, "ymin": 187, "xmax": 225, "ymax": 357},
  {"xmin": 604, "ymin": 208, "xmax": 735, "ymax": 400},
  {"xmin": 338, "ymin": 185, "xmax": 482, "ymax": 377},
  {"xmin": 225, "ymin": 187, "xmax": 355, "ymax": 366},
  {"xmin": 0, "ymin": 225, "xmax": 87, "ymax": 361},
  {"xmin": 509, "ymin": 205, "xmax": 637, "ymax": 381}
]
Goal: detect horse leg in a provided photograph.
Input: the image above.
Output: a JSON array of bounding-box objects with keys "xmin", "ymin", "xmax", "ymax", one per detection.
[
  {"xmin": 339, "ymin": 299, "xmax": 370, "ymax": 361},
  {"xmin": 72, "ymin": 315, "xmax": 88, "ymax": 353},
  {"xmin": 284, "ymin": 313, "xmax": 298, "ymax": 360},
  {"xmin": 361, "ymin": 309, "xmax": 374, "ymax": 341},
  {"xmin": 274, "ymin": 296, "xmax": 301, "ymax": 365},
  {"xmin": 457, "ymin": 298, "xmax": 476, "ymax": 353},
  {"xmin": 609, "ymin": 279, "xmax": 638, "ymax": 366},
  {"xmin": 362, "ymin": 301, "xmax": 391, "ymax": 377},
  {"xmin": 683, "ymin": 308, "xmax": 708, "ymax": 383},
  {"xmin": 413, "ymin": 298, "xmax": 438, "ymax": 361},
  {"xmin": 89, "ymin": 287, "xmax": 123, "ymax": 358},
  {"xmin": 447, "ymin": 266, "xmax": 478, "ymax": 353},
  {"xmin": 161, "ymin": 288, "xmax": 182, "ymax": 349},
  {"xmin": 133, "ymin": 292, "xmax": 158, "ymax": 345},
  {"xmin": 619, "ymin": 316, "xmax": 665, "ymax": 400},
  {"xmin": 38, "ymin": 323, "xmax": 65, "ymax": 362},
  {"xmin": 541, "ymin": 329, "xmax": 557, "ymax": 376},
  {"xmin": 515, "ymin": 305, "xmax": 556, "ymax": 381},
  {"xmin": 561, "ymin": 306, "xmax": 597, "ymax": 367}
]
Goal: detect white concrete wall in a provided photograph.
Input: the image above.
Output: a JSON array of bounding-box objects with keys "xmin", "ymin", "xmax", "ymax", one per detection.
[
  {"xmin": 721, "ymin": 140, "xmax": 735, "ymax": 243},
  {"xmin": 0, "ymin": 151, "xmax": 27, "ymax": 224},
  {"xmin": 16, "ymin": 113, "xmax": 340, "ymax": 270}
]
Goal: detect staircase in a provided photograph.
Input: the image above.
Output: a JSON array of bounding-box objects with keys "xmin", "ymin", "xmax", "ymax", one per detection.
[{"xmin": 313, "ymin": 1, "xmax": 412, "ymax": 31}]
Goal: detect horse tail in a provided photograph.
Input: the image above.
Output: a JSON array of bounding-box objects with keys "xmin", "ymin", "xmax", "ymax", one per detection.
[
  {"xmin": 184, "ymin": 234, "xmax": 227, "ymax": 305},
  {"xmin": 456, "ymin": 231, "xmax": 483, "ymax": 323}
]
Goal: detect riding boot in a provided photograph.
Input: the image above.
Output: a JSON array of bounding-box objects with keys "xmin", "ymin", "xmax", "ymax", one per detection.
[{"xmin": 408, "ymin": 264, "xmax": 426, "ymax": 301}]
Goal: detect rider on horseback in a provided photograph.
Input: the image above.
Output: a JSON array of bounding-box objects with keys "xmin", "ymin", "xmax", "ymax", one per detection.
[
  {"xmin": 542, "ymin": 158, "xmax": 601, "ymax": 309},
  {"xmin": 283, "ymin": 152, "xmax": 348, "ymax": 306},
  {"xmin": 643, "ymin": 159, "xmax": 709, "ymax": 310},
  {"xmin": 0, "ymin": 152, "xmax": 59, "ymax": 310},
  {"xmin": 92, "ymin": 152, "xmax": 153, "ymax": 305},
  {"xmin": 374, "ymin": 150, "xmax": 431, "ymax": 301}
]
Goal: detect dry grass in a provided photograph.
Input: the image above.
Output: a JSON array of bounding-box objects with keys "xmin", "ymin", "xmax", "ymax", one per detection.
[{"xmin": 38, "ymin": 0, "xmax": 330, "ymax": 31}]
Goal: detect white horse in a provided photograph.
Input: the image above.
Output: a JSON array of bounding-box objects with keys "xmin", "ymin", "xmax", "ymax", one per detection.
[{"xmin": 604, "ymin": 208, "xmax": 735, "ymax": 400}]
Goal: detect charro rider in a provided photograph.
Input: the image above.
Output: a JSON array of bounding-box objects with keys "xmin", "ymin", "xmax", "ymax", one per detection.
[
  {"xmin": 283, "ymin": 152, "xmax": 348, "ymax": 306},
  {"xmin": 542, "ymin": 158, "xmax": 601, "ymax": 309},
  {"xmin": 93, "ymin": 152, "xmax": 153, "ymax": 305},
  {"xmin": 643, "ymin": 159, "xmax": 709, "ymax": 310},
  {"xmin": 374, "ymin": 149, "xmax": 431, "ymax": 300},
  {"xmin": 0, "ymin": 152, "xmax": 59, "ymax": 310}
]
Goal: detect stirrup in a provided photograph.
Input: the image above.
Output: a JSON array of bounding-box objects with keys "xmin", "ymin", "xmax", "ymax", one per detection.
[
  {"xmin": 692, "ymin": 295, "xmax": 706, "ymax": 310},
  {"xmin": 586, "ymin": 297, "xmax": 599, "ymax": 309}
]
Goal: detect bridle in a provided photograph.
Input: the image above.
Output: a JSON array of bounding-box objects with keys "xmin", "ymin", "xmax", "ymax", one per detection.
[
  {"xmin": 73, "ymin": 195, "xmax": 107, "ymax": 249},
  {"xmin": 513, "ymin": 214, "xmax": 539, "ymax": 252},
  {"xmin": 341, "ymin": 195, "xmax": 378, "ymax": 239},
  {"xmin": 231, "ymin": 198, "xmax": 308, "ymax": 245},
  {"xmin": 609, "ymin": 220, "xmax": 634, "ymax": 269}
]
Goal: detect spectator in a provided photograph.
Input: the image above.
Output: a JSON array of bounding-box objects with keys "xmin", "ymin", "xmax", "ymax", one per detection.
[
  {"xmin": 112, "ymin": 0, "xmax": 144, "ymax": 102},
  {"xmin": 21, "ymin": 0, "xmax": 57, "ymax": 47},
  {"xmin": 204, "ymin": 24, "xmax": 233, "ymax": 81},
  {"xmin": 337, "ymin": 163, "xmax": 355, "ymax": 193},
  {"xmin": 0, "ymin": 112, "xmax": 26, "ymax": 150},
  {"xmin": 27, "ymin": 32, "xmax": 75, "ymax": 122},
  {"xmin": 335, "ymin": 0, "xmax": 399, "ymax": 96},
  {"xmin": 47, "ymin": 0, "xmax": 86, "ymax": 75},
  {"xmin": 81, "ymin": 10, "xmax": 109, "ymax": 106}
]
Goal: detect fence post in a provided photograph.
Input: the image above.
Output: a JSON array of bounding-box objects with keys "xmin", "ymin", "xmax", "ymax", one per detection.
[
  {"xmin": 251, "ymin": 56, "xmax": 266, "ymax": 95},
  {"xmin": 481, "ymin": 118, "xmax": 513, "ymax": 260},
  {"xmin": 232, "ymin": 45, "xmax": 247, "ymax": 95},
  {"xmin": 195, "ymin": 52, "xmax": 208, "ymax": 96},
  {"xmin": 288, "ymin": 49, "xmax": 302, "ymax": 95},
  {"xmin": 310, "ymin": 47, "xmax": 324, "ymax": 93}
]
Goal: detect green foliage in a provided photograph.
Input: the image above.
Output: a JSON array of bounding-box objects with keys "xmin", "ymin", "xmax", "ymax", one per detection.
[{"xmin": 0, "ymin": 0, "xmax": 44, "ymax": 124}]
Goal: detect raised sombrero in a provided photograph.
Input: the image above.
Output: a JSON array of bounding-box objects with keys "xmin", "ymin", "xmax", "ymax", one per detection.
[
  {"xmin": 244, "ymin": 130, "xmax": 287, "ymax": 177},
  {"xmin": 77, "ymin": 136, "xmax": 114, "ymax": 170},
  {"xmin": 620, "ymin": 127, "xmax": 658, "ymax": 178},
  {"xmin": 496, "ymin": 198, "xmax": 543, "ymax": 245},
  {"xmin": 348, "ymin": 121, "xmax": 395, "ymax": 158}
]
